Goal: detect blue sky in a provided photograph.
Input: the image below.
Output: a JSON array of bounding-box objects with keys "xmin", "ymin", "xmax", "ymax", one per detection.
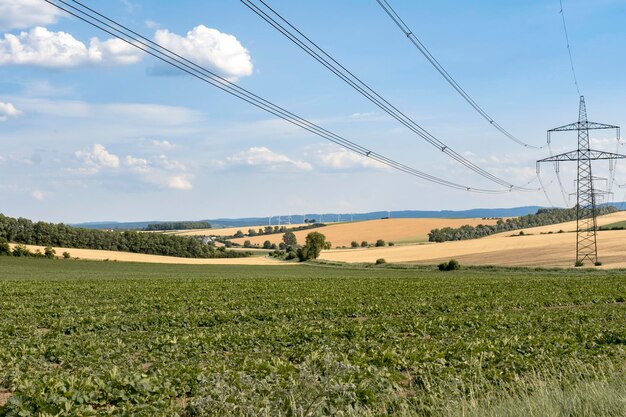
[{"xmin": 1, "ymin": 0, "xmax": 626, "ymax": 223}]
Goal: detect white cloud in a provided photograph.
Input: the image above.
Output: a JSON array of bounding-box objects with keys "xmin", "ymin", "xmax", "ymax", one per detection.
[
  {"xmin": 217, "ymin": 147, "xmax": 312, "ymax": 171},
  {"xmin": 88, "ymin": 37, "xmax": 144, "ymax": 66},
  {"xmin": 166, "ymin": 175, "xmax": 192, "ymax": 190},
  {"xmin": 125, "ymin": 154, "xmax": 192, "ymax": 190},
  {"xmin": 75, "ymin": 144, "xmax": 120, "ymax": 174},
  {"xmin": 0, "ymin": 27, "xmax": 144, "ymax": 68},
  {"xmin": 125, "ymin": 155, "xmax": 150, "ymax": 173},
  {"xmin": 30, "ymin": 189, "xmax": 46, "ymax": 201},
  {"xmin": 0, "ymin": 101, "xmax": 21, "ymax": 121},
  {"xmin": 145, "ymin": 20, "xmax": 160, "ymax": 30},
  {"xmin": 151, "ymin": 139, "xmax": 175, "ymax": 149},
  {"xmin": 308, "ymin": 145, "xmax": 387, "ymax": 170},
  {"xmin": 0, "ymin": 0, "xmax": 62, "ymax": 31},
  {"xmin": 154, "ymin": 25, "xmax": 253, "ymax": 81}
]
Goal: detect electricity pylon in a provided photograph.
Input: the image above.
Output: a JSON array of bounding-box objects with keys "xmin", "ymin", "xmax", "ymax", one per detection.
[{"xmin": 537, "ymin": 96, "xmax": 624, "ymax": 265}]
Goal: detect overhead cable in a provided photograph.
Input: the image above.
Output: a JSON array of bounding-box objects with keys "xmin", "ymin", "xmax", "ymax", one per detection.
[
  {"xmin": 559, "ymin": 0, "xmax": 581, "ymax": 95},
  {"xmin": 240, "ymin": 0, "xmax": 538, "ymax": 191},
  {"xmin": 43, "ymin": 0, "xmax": 526, "ymax": 194},
  {"xmin": 375, "ymin": 0, "xmax": 543, "ymax": 149}
]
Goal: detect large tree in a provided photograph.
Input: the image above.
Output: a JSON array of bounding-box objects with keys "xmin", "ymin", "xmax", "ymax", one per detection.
[
  {"xmin": 282, "ymin": 231, "xmax": 297, "ymax": 247},
  {"xmin": 298, "ymin": 231, "xmax": 326, "ymax": 261}
]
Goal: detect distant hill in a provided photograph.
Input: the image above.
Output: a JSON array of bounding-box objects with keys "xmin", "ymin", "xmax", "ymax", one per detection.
[{"xmin": 71, "ymin": 203, "xmax": 624, "ymax": 230}]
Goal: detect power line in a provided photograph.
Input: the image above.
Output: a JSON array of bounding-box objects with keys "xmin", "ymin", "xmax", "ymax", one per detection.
[
  {"xmin": 240, "ymin": 0, "xmax": 538, "ymax": 192},
  {"xmin": 559, "ymin": 0, "xmax": 581, "ymax": 95},
  {"xmin": 375, "ymin": 0, "xmax": 542, "ymax": 150},
  {"xmin": 43, "ymin": 0, "xmax": 525, "ymax": 194}
]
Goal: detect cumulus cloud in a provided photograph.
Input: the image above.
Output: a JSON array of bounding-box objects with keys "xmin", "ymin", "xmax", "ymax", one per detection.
[
  {"xmin": 0, "ymin": 0, "xmax": 62, "ymax": 31},
  {"xmin": 75, "ymin": 144, "xmax": 120, "ymax": 174},
  {"xmin": 308, "ymin": 145, "xmax": 387, "ymax": 170},
  {"xmin": 0, "ymin": 101, "xmax": 21, "ymax": 121},
  {"xmin": 0, "ymin": 27, "xmax": 144, "ymax": 68},
  {"xmin": 217, "ymin": 147, "xmax": 312, "ymax": 171},
  {"xmin": 154, "ymin": 25, "xmax": 253, "ymax": 80},
  {"xmin": 125, "ymin": 154, "xmax": 192, "ymax": 190}
]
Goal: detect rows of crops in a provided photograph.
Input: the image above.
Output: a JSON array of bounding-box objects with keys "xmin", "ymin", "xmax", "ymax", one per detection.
[{"xmin": 0, "ymin": 258, "xmax": 625, "ymax": 416}]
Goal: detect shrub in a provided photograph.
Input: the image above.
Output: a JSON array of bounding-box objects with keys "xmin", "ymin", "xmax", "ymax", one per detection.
[
  {"xmin": 375, "ymin": 239, "xmax": 385, "ymax": 247},
  {"xmin": 12, "ymin": 244, "xmax": 31, "ymax": 257},
  {"xmin": 243, "ymin": 240, "xmax": 252, "ymax": 248},
  {"xmin": 438, "ymin": 259, "xmax": 461, "ymax": 271},
  {"xmin": 388, "ymin": 242, "xmax": 395, "ymax": 246},
  {"xmin": 62, "ymin": 252, "xmax": 71, "ymax": 259},
  {"xmin": 594, "ymin": 261, "xmax": 602, "ymax": 267},
  {"xmin": 263, "ymin": 240, "xmax": 272, "ymax": 249},
  {"xmin": 351, "ymin": 241, "xmax": 359, "ymax": 248},
  {"xmin": 0, "ymin": 238, "xmax": 10, "ymax": 256},
  {"xmin": 44, "ymin": 246, "xmax": 56, "ymax": 259},
  {"xmin": 575, "ymin": 260, "xmax": 584, "ymax": 267},
  {"xmin": 360, "ymin": 241, "xmax": 368, "ymax": 247},
  {"xmin": 375, "ymin": 258, "xmax": 386, "ymax": 265}
]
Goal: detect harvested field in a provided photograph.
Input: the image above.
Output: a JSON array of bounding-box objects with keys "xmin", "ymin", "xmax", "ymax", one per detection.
[
  {"xmin": 230, "ymin": 218, "xmax": 503, "ymax": 248},
  {"xmin": 8, "ymin": 244, "xmax": 289, "ymax": 265},
  {"xmin": 321, "ymin": 228, "xmax": 626, "ymax": 268},
  {"xmin": 485, "ymin": 210, "xmax": 626, "ymax": 237},
  {"xmin": 166, "ymin": 224, "xmax": 308, "ymax": 237}
]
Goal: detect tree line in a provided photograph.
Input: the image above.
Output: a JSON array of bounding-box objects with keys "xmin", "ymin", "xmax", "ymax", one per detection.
[
  {"xmin": 0, "ymin": 214, "xmax": 248, "ymax": 259},
  {"xmin": 233, "ymin": 223, "xmax": 325, "ymax": 238},
  {"xmin": 428, "ymin": 206, "xmax": 619, "ymax": 242},
  {"xmin": 145, "ymin": 221, "xmax": 211, "ymax": 231}
]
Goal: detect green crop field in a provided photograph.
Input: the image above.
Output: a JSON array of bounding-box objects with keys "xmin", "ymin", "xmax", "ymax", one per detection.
[{"xmin": 1, "ymin": 258, "xmax": 625, "ymax": 416}]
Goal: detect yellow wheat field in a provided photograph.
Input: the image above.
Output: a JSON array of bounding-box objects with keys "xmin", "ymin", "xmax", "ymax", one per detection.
[
  {"xmin": 8, "ymin": 244, "xmax": 290, "ymax": 265},
  {"xmin": 163, "ymin": 224, "xmax": 309, "ymax": 237},
  {"xmin": 320, "ymin": 212, "xmax": 626, "ymax": 268},
  {"xmin": 230, "ymin": 218, "xmax": 504, "ymax": 248}
]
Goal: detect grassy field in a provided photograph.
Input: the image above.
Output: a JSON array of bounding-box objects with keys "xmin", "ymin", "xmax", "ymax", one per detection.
[{"xmin": 0, "ymin": 258, "xmax": 625, "ymax": 416}]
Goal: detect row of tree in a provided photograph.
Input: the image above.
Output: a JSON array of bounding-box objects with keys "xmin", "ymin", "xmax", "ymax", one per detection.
[
  {"xmin": 0, "ymin": 214, "xmax": 248, "ymax": 259},
  {"xmin": 145, "ymin": 221, "xmax": 211, "ymax": 231},
  {"xmin": 233, "ymin": 223, "xmax": 325, "ymax": 238},
  {"xmin": 428, "ymin": 206, "xmax": 619, "ymax": 242}
]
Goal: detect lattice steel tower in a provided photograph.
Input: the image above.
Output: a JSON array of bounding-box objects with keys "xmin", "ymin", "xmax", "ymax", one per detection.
[{"xmin": 537, "ymin": 96, "xmax": 624, "ymax": 266}]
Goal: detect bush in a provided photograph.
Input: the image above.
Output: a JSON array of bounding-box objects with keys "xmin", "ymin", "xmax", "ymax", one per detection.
[
  {"xmin": 12, "ymin": 244, "xmax": 31, "ymax": 257},
  {"xmin": 388, "ymin": 242, "xmax": 395, "ymax": 247},
  {"xmin": 375, "ymin": 239, "xmax": 385, "ymax": 247},
  {"xmin": 375, "ymin": 258, "xmax": 386, "ymax": 265},
  {"xmin": 438, "ymin": 259, "xmax": 461, "ymax": 271},
  {"xmin": 44, "ymin": 246, "xmax": 56, "ymax": 259},
  {"xmin": 263, "ymin": 240, "xmax": 272, "ymax": 249},
  {"xmin": 0, "ymin": 238, "xmax": 10, "ymax": 256},
  {"xmin": 62, "ymin": 252, "xmax": 71, "ymax": 259},
  {"xmin": 575, "ymin": 260, "xmax": 584, "ymax": 267},
  {"xmin": 351, "ymin": 241, "xmax": 359, "ymax": 248},
  {"xmin": 360, "ymin": 241, "xmax": 368, "ymax": 247},
  {"xmin": 594, "ymin": 261, "xmax": 603, "ymax": 266},
  {"xmin": 243, "ymin": 240, "xmax": 252, "ymax": 248}
]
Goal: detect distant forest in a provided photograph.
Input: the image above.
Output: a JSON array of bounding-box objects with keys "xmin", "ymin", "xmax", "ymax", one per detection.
[
  {"xmin": 0, "ymin": 214, "xmax": 247, "ymax": 259},
  {"xmin": 145, "ymin": 221, "xmax": 211, "ymax": 231},
  {"xmin": 428, "ymin": 206, "xmax": 619, "ymax": 242}
]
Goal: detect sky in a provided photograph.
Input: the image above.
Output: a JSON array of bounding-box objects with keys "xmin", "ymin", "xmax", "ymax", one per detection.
[{"xmin": 1, "ymin": 0, "xmax": 626, "ymax": 223}]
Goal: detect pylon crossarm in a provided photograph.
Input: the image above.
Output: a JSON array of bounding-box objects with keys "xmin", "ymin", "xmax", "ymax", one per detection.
[
  {"xmin": 538, "ymin": 149, "xmax": 626, "ymax": 163},
  {"xmin": 548, "ymin": 122, "xmax": 580, "ymax": 132},
  {"xmin": 586, "ymin": 121, "xmax": 620, "ymax": 130},
  {"xmin": 548, "ymin": 121, "xmax": 619, "ymax": 132}
]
